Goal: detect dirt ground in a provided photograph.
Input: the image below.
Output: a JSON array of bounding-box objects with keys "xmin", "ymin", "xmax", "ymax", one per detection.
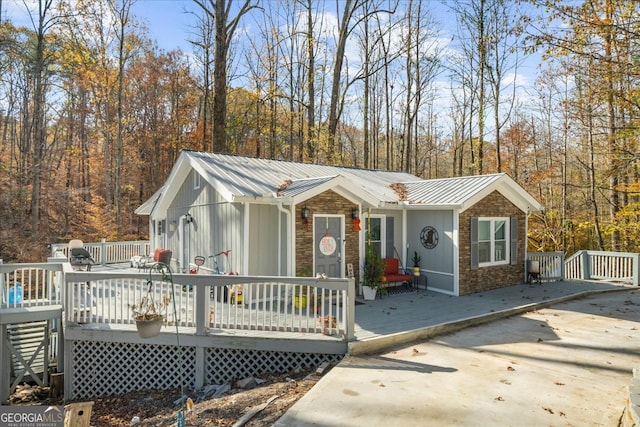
[{"xmin": 8, "ymin": 367, "xmax": 324, "ymax": 426}]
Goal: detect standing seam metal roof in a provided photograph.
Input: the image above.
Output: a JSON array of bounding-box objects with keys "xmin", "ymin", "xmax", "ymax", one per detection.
[
  {"xmin": 403, "ymin": 174, "xmax": 505, "ymax": 205},
  {"xmin": 187, "ymin": 151, "xmax": 421, "ymax": 202}
]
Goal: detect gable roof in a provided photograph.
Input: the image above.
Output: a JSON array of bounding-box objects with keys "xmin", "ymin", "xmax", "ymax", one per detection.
[
  {"xmin": 188, "ymin": 151, "xmax": 420, "ymax": 201},
  {"xmin": 149, "ymin": 151, "xmax": 420, "ymax": 214},
  {"xmin": 140, "ymin": 151, "xmax": 543, "ymax": 217},
  {"xmin": 401, "ymin": 173, "xmax": 543, "ymax": 213}
]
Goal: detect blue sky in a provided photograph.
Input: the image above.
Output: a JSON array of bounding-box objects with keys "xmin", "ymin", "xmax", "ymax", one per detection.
[{"xmin": 131, "ymin": 0, "xmax": 197, "ymax": 52}]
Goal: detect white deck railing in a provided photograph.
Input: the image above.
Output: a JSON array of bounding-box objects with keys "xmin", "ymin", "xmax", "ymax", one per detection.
[
  {"xmin": 0, "ymin": 262, "xmax": 66, "ymax": 403},
  {"xmin": 50, "ymin": 240, "xmax": 151, "ymax": 266},
  {"xmin": 526, "ymin": 252, "xmax": 565, "ymax": 281},
  {"xmin": 64, "ymin": 269, "xmax": 355, "ymax": 339},
  {"xmin": 527, "ymin": 250, "xmax": 640, "ymax": 285},
  {"xmin": 0, "ymin": 262, "xmax": 64, "ymax": 308},
  {"xmin": 564, "ymin": 250, "xmax": 640, "ymax": 285}
]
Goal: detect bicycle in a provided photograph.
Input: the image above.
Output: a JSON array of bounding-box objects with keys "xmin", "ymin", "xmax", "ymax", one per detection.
[
  {"xmin": 187, "ymin": 251, "xmax": 242, "ymax": 303},
  {"xmin": 209, "ymin": 250, "xmax": 233, "ymax": 275}
]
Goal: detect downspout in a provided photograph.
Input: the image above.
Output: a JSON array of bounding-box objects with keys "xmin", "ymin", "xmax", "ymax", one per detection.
[
  {"xmin": 525, "ymin": 208, "xmax": 530, "ymax": 284},
  {"xmin": 453, "ymin": 210, "xmax": 459, "ymax": 296},
  {"xmin": 401, "ymin": 207, "xmax": 408, "ymax": 266},
  {"xmin": 277, "ymin": 203, "xmax": 292, "ymax": 276}
]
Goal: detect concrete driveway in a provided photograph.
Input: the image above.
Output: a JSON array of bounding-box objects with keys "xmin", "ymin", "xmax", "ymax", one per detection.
[{"xmin": 276, "ymin": 289, "xmax": 639, "ymax": 426}]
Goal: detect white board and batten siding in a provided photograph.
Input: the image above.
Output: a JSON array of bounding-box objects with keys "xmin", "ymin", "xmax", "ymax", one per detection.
[
  {"xmin": 248, "ymin": 204, "xmax": 285, "ymax": 276},
  {"xmin": 167, "ymin": 170, "xmax": 244, "ymax": 273}
]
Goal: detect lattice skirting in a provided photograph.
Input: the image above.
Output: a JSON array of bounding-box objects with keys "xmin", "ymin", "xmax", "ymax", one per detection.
[
  {"xmin": 204, "ymin": 348, "xmax": 342, "ymax": 385},
  {"xmin": 69, "ymin": 340, "xmax": 342, "ymax": 399}
]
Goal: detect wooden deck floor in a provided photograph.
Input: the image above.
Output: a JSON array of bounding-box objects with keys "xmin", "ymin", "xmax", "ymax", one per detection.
[{"xmin": 87, "ymin": 264, "xmax": 632, "ymax": 353}]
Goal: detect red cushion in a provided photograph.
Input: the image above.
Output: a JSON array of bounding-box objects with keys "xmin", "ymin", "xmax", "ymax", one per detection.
[
  {"xmin": 384, "ymin": 258, "xmax": 399, "ymax": 275},
  {"xmin": 153, "ymin": 248, "xmax": 172, "ymax": 263}
]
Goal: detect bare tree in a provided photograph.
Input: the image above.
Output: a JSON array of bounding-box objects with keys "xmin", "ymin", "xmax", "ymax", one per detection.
[
  {"xmin": 189, "ymin": 9, "xmax": 215, "ymax": 151},
  {"xmin": 452, "ymin": 0, "xmax": 488, "ymax": 174},
  {"xmin": 109, "ymin": 0, "xmax": 136, "ymax": 236},
  {"xmin": 194, "ymin": 0, "xmax": 259, "ymax": 153}
]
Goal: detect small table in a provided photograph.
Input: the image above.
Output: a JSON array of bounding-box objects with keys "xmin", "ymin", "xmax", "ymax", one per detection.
[{"xmin": 413, "ymin": 273, "xmax": 421, "ymax": 291}]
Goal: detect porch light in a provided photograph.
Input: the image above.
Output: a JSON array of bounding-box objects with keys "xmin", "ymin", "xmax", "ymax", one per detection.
[
  {"xmin": 351, "ymin": 207, "xmax": 359, "ymax": 220},
  {"xmin": 301, "ymin": 206, "xmax": 311, "ymax": 220},
  {"xmin": 185, "ymin": 213, "xmax": 193, "ymax": 223}
]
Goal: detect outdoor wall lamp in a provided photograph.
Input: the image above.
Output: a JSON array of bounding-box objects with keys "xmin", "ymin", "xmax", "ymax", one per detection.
[
  {"xmin": 351, "ymin": 207, "xmax": 359, "ymax": 220},
  {"xmin": 185, "ymin": 213, "xmax": 193, "ymax": 223},
  {"xmin": 301, "ymin": 206, "xmax": 310, "ymax": 221}
]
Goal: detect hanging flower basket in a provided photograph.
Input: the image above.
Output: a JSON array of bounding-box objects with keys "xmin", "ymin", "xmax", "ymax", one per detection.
[
  {"xmin": 135, "ymin": 315, "xmax": 164, "ymax": 338},
  {"xmin": 130, "ymin": 279, "xmax": 170, "ymax": 339}
]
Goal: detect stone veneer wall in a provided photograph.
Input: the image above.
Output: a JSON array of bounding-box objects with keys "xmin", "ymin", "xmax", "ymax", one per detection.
[
  {"xmin": 458, "ymin": 191, "xmax": 526, "ymax": 295},
  {"xmin": 295, "ymin": 190, "xmax": 360, "ymax": 283}
]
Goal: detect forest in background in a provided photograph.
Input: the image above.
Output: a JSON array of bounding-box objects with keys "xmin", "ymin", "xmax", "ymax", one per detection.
[{"xmin": 0, "ymin": 0, "xmax": 638, "ymax": 262}]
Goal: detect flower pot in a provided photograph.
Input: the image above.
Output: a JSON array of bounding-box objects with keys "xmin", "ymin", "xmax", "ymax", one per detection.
[
  {"xmin": 362, "ymin": 285, "xmax": 377, "ymax": 300},
  {"xmin": 294, "ymin": 294, "xmax": 307, "ymax": 309},
  {"xmin": 413, "ymin": 267, "xmax": 421, "ymax": 276},
  {"xmin": 135, "ymin": 316, "xmax": 163, "ymax": 338}
]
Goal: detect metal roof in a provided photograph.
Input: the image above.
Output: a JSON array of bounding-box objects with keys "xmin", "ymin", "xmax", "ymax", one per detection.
[
  {"xmin": 277, "ymin": 176, "xmax": 337, "ymax": 198},
  {"xmin": 141, "ymin": 151, "xmax": 543, "ymax": 216},
  {"xmin": 187, "ymin": 151, "xmax": 421, "ymax": 203},
  {"xmin": 404, "ymin": 174, "xmax": 504, "ymax": 205},
  {"xmin": 402, "ymin": 173, "xmax": 543, "ymax": 212}
]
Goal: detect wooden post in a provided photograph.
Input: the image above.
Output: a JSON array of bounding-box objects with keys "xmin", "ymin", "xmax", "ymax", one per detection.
[
  {"xmin": 49, "ymin": 373, "xmax": 64, "ymax": 398},
  {"xmin": 0, "ymin": 324, "xmax": 9, "ymax": 404}
]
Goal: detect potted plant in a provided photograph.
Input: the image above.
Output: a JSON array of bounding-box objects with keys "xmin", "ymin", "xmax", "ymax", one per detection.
[
  {"xmin": 412, "ymin": 251, "xmax": 422, "ymax": 276},
  {"xmin": 294, "ymin": 285, "xmax": 309, "ymax": 309},
  {"xmin": 294, "ymin": 267, "xmax": 314, "ymax": 309},
  {"xmin": 362, "ymin": 244, "xmax": 385, "ymax": 300},
  {"xmin": 129, "ymin": 287, "xmax": 170, "ymax": 338}
]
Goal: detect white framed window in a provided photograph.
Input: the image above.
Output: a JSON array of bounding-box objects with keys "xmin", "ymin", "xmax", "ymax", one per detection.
[
  {"xmin": 364, "ymin": 215, "xmax": 386, "ymax": 258},
  {"xmin": 193, "ymin": 172, "xmax": 201, "ymax": 190},
  {"xmin": 478, "ymin": 217, "xmax": 509, "ymax": 266}
]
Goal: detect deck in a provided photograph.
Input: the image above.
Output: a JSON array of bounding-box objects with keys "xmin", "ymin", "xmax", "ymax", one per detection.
[
  {"xmin": 1, "ymin": 253, "xmax": 636, "ymax": 401},
  {"xmin": 72, "ymin": 262, "xmax": 634, "ymax": 353}
]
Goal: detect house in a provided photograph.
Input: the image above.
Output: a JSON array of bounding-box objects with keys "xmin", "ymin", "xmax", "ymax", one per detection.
[{"xmin": 136, "ymin": 150, "xmax": 543, "ymax": 296}]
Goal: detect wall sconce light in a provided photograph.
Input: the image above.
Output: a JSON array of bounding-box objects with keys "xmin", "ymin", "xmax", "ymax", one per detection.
[
  {"xmin": 185, "ymin": 213, "xmax": 193, "ymax": 223},
  {"xmin": 301, "ymin": 206, "xmax": 310, "ymax": 221},
  {"xmin": 351, "ymin": 207, "xmax": 359, "ymax": 220}
]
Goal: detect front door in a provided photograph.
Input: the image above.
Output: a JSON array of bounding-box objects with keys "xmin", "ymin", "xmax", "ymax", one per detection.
[{"xmin": 314, "ymin": 215, "xmax": 343, "ymax": 277}]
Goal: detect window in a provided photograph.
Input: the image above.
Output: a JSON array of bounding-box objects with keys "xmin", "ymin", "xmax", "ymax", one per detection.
[
  {"xmin": 364, "ymin": 216, "xmax": 385, "ymax": 258},
  {"xmin": 478, "ymin": 218, "xmax": 508, "ymax": 266},
  {"xmin": 193, "ymin": 172, "xmax": 201, "ymax": 190}
]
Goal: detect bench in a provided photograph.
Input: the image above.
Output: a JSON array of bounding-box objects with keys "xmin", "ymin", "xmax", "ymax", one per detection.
[{"xmin": 382, "ymin": 258, "xmax": 412, "ymax": 288}]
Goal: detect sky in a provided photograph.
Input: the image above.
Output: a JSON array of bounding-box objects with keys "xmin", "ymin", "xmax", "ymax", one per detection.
[
  {"xmin": 2, "ymin": 0, "xmax": 198, "ymax": 52},
  {"xmin": 131, "ymin": 0, "xmax": 197, "ymax": 52},
  {"xmin": 2, "ymin": 0, "xmax": 545, "ymax": 139}
]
